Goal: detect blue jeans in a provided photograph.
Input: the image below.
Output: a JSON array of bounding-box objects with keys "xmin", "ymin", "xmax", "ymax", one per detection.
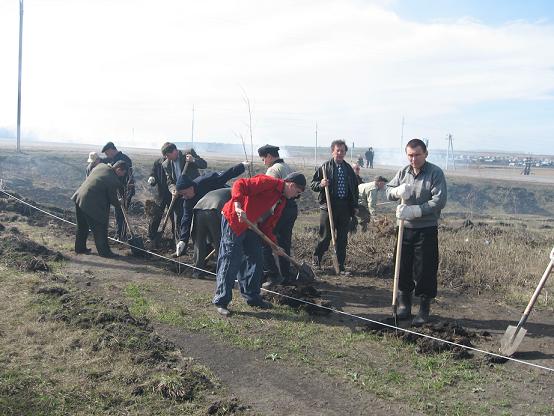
[{"xmin": 213, "ymin": 217, "xmax": 264, "ymax": 307}]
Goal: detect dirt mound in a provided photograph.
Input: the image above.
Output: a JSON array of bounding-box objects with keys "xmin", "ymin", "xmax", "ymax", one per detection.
[
  {"xmin": 362, "ymin": 320, "xmax": 484, "ymax": 359},
  {"xmin": 0, "ymin": 191, "xmax": 74, "ymax": 228},
  {"xmin": 0, "ymin": 227, "xmax": 65, "ymax": 271},
  {"xmin": 207, "ymin": 397, "xmax": 250, "ymax": 415},
  {"xmin": 264, "ymin": 285, "xmax": 333, "ymax": 316}
]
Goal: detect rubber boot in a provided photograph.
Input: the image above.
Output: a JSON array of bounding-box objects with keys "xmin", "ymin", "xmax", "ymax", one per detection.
[
  {"xmin": 397, "ymin": 291, "xmax": 412, "ymax": 320},
  {"xmin": 412, "ymin": 296, "xmax": 431, "ymax": 326}
]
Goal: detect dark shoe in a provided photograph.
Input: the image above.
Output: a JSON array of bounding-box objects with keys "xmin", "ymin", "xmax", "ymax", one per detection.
[
  {"xmin": 412, "ymin": 296, "xmax": 431, "ymax": 326},
  {"xmin": 397, "ymin": 291, "xmax": 412, "ymax": 320},
  {"xmin": 191, "ymin": 269, "xmax": 205, "ymax": 279},
  {"xmin": 262, "ymin": 274, "xmax": 284, "ymax": 289},
  {"xmin": 216, "ymin": 305, "xmax": 231, "ymax": 317},
  {"xmin": 75, "ymin": 248, "xmax": 92, "ymax": 255},
  {"xmin": 247, "ymin": 299, "xmax": 273, "ymax": 309},
  {"xmin": 312, "ymin": 256, "xmax": 322, "ymax": 269}
]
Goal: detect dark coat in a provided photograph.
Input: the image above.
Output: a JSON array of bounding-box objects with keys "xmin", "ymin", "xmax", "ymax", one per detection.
[
  {"xmin": 310, "ymin": 159, "xmax": 359, "ymax": 214},
  {"xmin": 71, "ymin": 164, "xmax": 122, "ymax": 225},
  {"xmin": 103, "ymin": 150, "xmax": 135, "ymax": 199},
  {"xmin": 179, "ymin": 163, "xmax": 245, "ymax": 247},
  {"xmin": 162, "ymin": 149, "xmax": 208, "ymax": 194},
  {"xmin": 149, "ymin": 157, "xmax": 171, "ymax": 203}
]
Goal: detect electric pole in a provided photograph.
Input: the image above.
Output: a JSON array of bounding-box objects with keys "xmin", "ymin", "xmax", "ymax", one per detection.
[
  {"xmin": 314, "ymin": 123, "xmax": 318, "ymax": 168},
  {"xmin": 191, "ymin": 104, "xmax": 195, "ymax": 146},
  {"xmin": 16, "ymin": 0, "xmax": 24, "ymax": 153}
]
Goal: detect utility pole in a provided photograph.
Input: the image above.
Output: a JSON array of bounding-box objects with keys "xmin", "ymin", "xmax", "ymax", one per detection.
[
  {"xmin": 314, "ymin": 123, "xmax": 318, "ymax": 168},
  {"xmin": 16, "ymin": 0, "xmax": 24, "ymax": 153},
  {"xmin": 191, "ymin": 104, "xmax": 195, "ymax": 146},
  {"xmin": 445, "ymin": 134, "xmax": 455, "ymax": 170}
]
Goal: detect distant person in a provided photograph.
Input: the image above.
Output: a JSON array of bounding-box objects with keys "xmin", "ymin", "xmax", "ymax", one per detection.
[
  {"xmin": 162, "ymin": 143, "xmax": 207, "ymax": 239},
  {"xmin": 357, "ymin": 155, "xmax": 364, "ymax": 168},
  {"xmin": 357, "ymin": 175, "xmax": 387, "ymax": 232},
  {"xmin": 72, "ymin": 161, "xmax": 128, "ymax": 258},
  {"xmin": 386, "ymin": 138, "xmax": 447, "ymax": 325},
  {"xmin": 257, "ymin": 144, "xmax": 298, "ymax": 288},
  {"xmin": 101, "ymin": 141, "xmax": 135, "ymax": 240},
  {"xmin": 522, "ymin": 159, "xmax": 532, "ymax": 176},
  {"xmin": 213, "ymin": 172, "xmax": 306, "ymax": 317},
  {"xmin": 174, "ymin": 161, "xmax": 247, "ymax": 260},
  {"xmin": 85, "ymin": 152, "xmax": 101, "ymax": 177},
  {"xmin": 311, "ymin": 139, "xmax": 359, "ymax": 274},
  {"xmin": 365, "ymin": 147, "xmax": 374, "ymax": 169},
  {"xmin": 353, "ymin": 163, "xmax": 364, "ymax": 185},
  {"xmin": 146, "ymin": 151, "xmax": 173, "ymax": 242}
]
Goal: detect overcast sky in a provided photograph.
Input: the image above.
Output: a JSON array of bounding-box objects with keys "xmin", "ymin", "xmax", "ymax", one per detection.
[{"xmin": 1, "ymin": 0, "xmax": 554, "ymax": 154}]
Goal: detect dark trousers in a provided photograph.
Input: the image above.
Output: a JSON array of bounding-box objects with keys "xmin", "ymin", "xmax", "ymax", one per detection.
[
  {"xmin": 173, "ymin": 201, "xmax": 184, "ymax": 242},
  {"xmin": 147, "ymin": 198, "xmax": 172, "ymax": 239},
  {"xmin": 213, "ymin": 217, "xmax": 264, "ymax": 307},
  {"xmin": 74, "ymin": 204, "xmax": 112, "ymax": 256},
  {"xmin": 192, "ymin": 210, "xmax": 222, "ymax": 270},
  {"xmin": 263, "ymin": 202, "xmax": 298, "ymax": 278},
  {"xmin": 314, "ymin": 200, "xmax": 352, "ymax": 267},
  {"xmin": 395, "ymin": 226, "xmax": 439, "ymax": 298},
  {"xmin": 356, "ymin": 205, "xmax": 371, "ymax": 231}
]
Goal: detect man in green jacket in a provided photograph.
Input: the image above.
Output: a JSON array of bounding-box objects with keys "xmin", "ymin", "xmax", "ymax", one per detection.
[{"xmin": 71, "ymin": 161, "xmax": 128, "ymax": 257}]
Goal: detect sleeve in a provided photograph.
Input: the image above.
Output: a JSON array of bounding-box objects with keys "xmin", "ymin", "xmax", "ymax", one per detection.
[
  {"xmin": 164, "ymin": 163, "xmax": 176, "ymax": 194},
  {"xmin": 259, "ymin": 198, "xmax": 286, "ymax": 243},
  {"xmin": 217, "ymin": 163, "xmax": 246, "ymax": 186},
  {"xmin": 385, "ymin": 169, "xmax": 403, "ymax": 201},
  {"xmin": 179, "ymin": 200, "xmax": 193, "ymax": 246},
  {"xmin": 107, "ymin": 180, "xmax": 122, "ymax": 210},
  {"xmin": 192, "ymin": 154, "xmax": 208, "ymax": 169},
  {"xmin": 310, "ymin": 166, "xmax": 323, "ymax": 192},
  {"xmin": 420, "ymin": 169, "xmax": 447, "ymax": 215},
  {"xmin": 231, "ymin": 176, "xmax": 282, "ymax": 207},
  {"xmin": 149, "ymin": 161, "xmax": 158, "ymax": 185},
  {"xmin": 368, "ymin": 188, "xmax": 378, "ymax": 216}
]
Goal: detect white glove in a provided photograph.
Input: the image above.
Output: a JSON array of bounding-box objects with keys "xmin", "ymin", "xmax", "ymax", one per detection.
[
  {"xmin": 391, "ymin": 183, "xmax": 413, "ymax": 200},
  {"xmin": 147, "ymin": 176, "xmax": 156, "ymax": 185},
  {"xmin": 242, "ymin": 161, "xmax": 250, "ymax": 168},
  {"xmin": 176, "ymin": 241, "xmax": 186, "ymax": 256},
  {"xmin": 396, "ymin": 204, "xmax": 422, "ymax": 220}
]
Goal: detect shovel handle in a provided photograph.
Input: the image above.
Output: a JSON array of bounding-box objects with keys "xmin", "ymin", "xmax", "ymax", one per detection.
[
  {"xmin": 519, "ymin": 258, "xmax": 553, "ymax": 325},
  {"xmin": 392, "ymin": 199, "xmax": 405, "ymax": 308},
  {"xmin": 118, "ymin": 199, "xmax": 135, "ymax": 238},
  {"xmin": 160, "ymin": 193, "xmax": 178, "ymax": 234},
  {"xmin": 322, "ymin": 168, "xmax": 341, "ymax": 274},
  {"xmin": 243, "ymin": 217, "xmax": 300, "ymax": 268}
]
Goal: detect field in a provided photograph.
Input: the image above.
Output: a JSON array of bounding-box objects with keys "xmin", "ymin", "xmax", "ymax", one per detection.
[{"xmin": 0, "ymin": 143, "xmax": 553, "ymax": 415}]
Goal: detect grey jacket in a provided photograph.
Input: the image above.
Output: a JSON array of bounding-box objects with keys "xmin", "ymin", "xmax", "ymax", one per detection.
[
  {"xmin": 266, "ymin": 159, "xmax": 294, "ymax": 179},
  {"xmin": 162, "ymin": 149, "xmax": 208, "ymax": 193},
  {"xmin": 386, "ymin": 161, "xmax": 447, "ymax": 228}
]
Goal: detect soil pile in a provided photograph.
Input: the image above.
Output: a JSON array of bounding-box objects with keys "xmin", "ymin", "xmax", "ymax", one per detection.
[
  {"xmin": 264, "ymin": 285, "xmax": 333, "ymax": 316},
  {"xmin": 0, "ymin": 226, "xmax": 64, "ymax": 271},
  {"xmin": 0, "ymin": 191, "xmax": 74, "ymax": 228}
]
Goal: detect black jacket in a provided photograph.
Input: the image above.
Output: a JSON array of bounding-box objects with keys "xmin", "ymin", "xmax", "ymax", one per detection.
[
  {"xmin": 162, "ymin": 149, "xmax": 208, "ymax": 194},
  {"xmin": 149, "ymin": 157, "xmax": 171, "ymax": 203},
  {"xmin": 104, "ymin": 151, "xmax": 135, "ymax": 199},
  {"xmin": 311, "ymin": 159, "xmax": 359, "ymax": 214}
]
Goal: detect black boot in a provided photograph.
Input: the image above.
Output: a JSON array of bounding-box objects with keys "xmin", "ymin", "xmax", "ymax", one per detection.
[
  {"xmin": 397, "ymin": 291, "xmax": 412, "ymax": 320},
  {"xmin": 412, "ymin": 296, "xmax": 431, "ymax": 326}
]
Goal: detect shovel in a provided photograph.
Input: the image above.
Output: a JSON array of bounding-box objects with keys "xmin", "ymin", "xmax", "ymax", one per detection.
[
  {"xmin": 244, "ymin": 217, "xmax": 316, "ymax": 283},
  {"xmin": 119, "ymin": 201, "xmax": 146, "ymax": 257},
  {"xmin": 322, "ymin": 168, "xmax": 341, "ymax": 275},
  {"xmin": 499, "ymin": 256, "xmax": 553, "ymax": 356},
  {"xmin": 391, "ymin": 199, "xmax": 405, "ymax": 326},
  {"xmin": 154, "ymin": 193, "xmax": 178, "ymax": 245}
]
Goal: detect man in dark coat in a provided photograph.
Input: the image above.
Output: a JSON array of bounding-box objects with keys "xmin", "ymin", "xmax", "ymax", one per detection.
[
  {"xmin": 161, "ymin": 142, "xmax": 208, "ymax": 238},
  {"xmin": 174, "ymin": 162, "xmax": 247, "ymax": 257},
  {"xmin": 311, "ymin": 140, "xmax": 359, "ymax": 274},
  {"xmin": 365, "ymin": 147, "xmax": 374, "ymax": 169},
  {"xmin": 71, "ymin": 161, "xmax": 128, "ymax": 257},
  {"xmin": 146, "ymin": 155, "xmax": 173, "ymax": 241},
  {"xmin": 101, "ymin": 141, "xmax": 135, "ymax": 239}
]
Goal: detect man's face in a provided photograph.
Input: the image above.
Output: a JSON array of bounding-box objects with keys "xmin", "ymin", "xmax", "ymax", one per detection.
[
  {"xmin": 376, "ymin": 180, "xmax": 385, "ymax": 190},
  {"xmin": 166, "ymin": 149, "xmax": 179, "ymax": 161},
  {"xmin": 177, "ymin": 186, "xmax": 196, "ymax": 199},
  {"xmin": 284, "ymin": 183, "xmax": 304, "ymax": 199},
  {"xmin": 104, "ymin": 148, "xmax": 117, "ymax": 159},
  {"xmin": 114, "ymin": 167, "xmax": 127, "ymax": 177},
  {"xmin": 406, "ymin": 145, "xmax": 427, "ymax": 170},
  {"xmin": 261, "ymin": 154, "xmax": 276, "ymax": 167},
  {"xmin": 332, "ymin": 144, "xmax": 346, "ymax": 163}
]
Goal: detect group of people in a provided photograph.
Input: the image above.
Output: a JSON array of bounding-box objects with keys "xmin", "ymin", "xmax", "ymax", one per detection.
[{"xmin": 72, "ymin": 138, "xmax": 447, "ymax": 324}]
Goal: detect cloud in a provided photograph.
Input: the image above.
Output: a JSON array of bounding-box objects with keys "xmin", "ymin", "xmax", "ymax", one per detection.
[{"xmin": 0, "ymin": 0, "xmax": 553, "ymax": 152}]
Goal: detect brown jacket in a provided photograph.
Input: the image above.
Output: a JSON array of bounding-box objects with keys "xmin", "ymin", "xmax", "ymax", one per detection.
[{"xmin": 71, "ymin": 164, "xmax": 122, "ymax": 225}]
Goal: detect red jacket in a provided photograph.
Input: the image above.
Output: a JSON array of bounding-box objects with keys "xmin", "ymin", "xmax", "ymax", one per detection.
[{"xmin": 222, "ymin": 175, "xmax": 287, "ymax": 243}]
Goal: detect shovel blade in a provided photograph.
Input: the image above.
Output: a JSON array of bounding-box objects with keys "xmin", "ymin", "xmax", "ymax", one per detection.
[
  {"xmin": 499, "ymin": 325, "xmax": 527, "ymax": 356},
  {"xmin": 294, "ymin": 262, "xmax": 316, "ymax": 283},
  {"xmin": 128, "ymin": 236, "xmax": 146, "ymax": 257}
]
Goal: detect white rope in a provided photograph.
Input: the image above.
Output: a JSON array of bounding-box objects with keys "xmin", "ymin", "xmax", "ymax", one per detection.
[{"xmin": 1, "ymin": 187, "xmax": 553, "ymax": 373}]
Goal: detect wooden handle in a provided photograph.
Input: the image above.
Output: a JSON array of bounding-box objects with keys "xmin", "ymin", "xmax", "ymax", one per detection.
[
  {"xmin": 392, "ymin": 199, "xmax": 405, "ymax": 307},
  {"xmin": 522, "ymin": 259, "xmax": 553, "ymax": 316},
  {"xmin": 322, "ymin": 168, "xmax": 337, "ymax": 244},
  {"xmin": 160, "ymin": 193, "xmax": 178, "ymax": 233},
  {"xmin": 243, "ymin": 217, "xmax": 299, "ymax": 267},
  {"xmin": 118, "ymin": 202, "xmax": 135, "ymax": 238}
]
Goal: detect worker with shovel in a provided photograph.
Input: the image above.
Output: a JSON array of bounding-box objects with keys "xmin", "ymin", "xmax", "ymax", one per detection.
[
  {"xmin": 311, "ymin": 139, "xmax": 359, "ymax": 275},
  {"xmin": 386, "ymin": 138, "xmax": 447, "ymax": 325},
  {"xmin": 212, "ymin": 172, "xmax": 306, "ymax": 317}
]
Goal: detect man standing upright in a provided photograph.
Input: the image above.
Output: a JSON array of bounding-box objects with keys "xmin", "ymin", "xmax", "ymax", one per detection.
[
  {"xmin": 386, "ymin": 138, "xmax": 447, "ymax": 325},
  {"xmin": 257, "ymin": 144, "xmax": 298, "ymax": 287},
  {"xmin": 365, "ymin": 147, "xmax": 374, "ymax": 169},
  {"xmin": 161, "ymin": 142, "xmax": 207, "ymax": 238},
  {"xmin": 311, "ymin": 140, "xmax": 359, "ymax": 274},
  {"xmin": 101, "ymin": 142, "xmax": 134, "ymax": 239},
  {"xmin": 72, "ymin": 161, "xmax": 128, "ymax": 258},
  {"xmin": 146, "ymin": 151, "xmax": 172, "ymax": 241}
]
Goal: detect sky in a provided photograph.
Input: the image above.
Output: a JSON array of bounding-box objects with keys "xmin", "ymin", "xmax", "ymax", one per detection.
[{"xmin": 1, "ymin": 0, "xmax": 554, "ymax": 154}]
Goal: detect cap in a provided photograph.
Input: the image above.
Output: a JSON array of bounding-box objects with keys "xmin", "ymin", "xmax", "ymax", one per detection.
[
  {"xmin": 284, "ymin": 171, "xmax": 306, "ymax": 190},
  {"xmin": 257, "ymin": 144, "xmax": 280, "ymax": 157},
  {"xmin": 87, "ymin": 152, "xmax": 99, "ymax": 163},
  {"xmin": 101, "ymin": 141, "xmax": 116, "ymax": 153},
  {"xmin": 176, "ymin": 174, "xmax": 195, "ymax": 191}
]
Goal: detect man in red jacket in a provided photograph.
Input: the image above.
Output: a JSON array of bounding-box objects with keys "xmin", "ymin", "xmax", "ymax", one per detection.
[{"xmin": 213, "ymin": 172, "xmax": 306, "ymax": 316}]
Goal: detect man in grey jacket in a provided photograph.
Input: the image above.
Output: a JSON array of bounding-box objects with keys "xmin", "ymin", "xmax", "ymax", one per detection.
[{"xmin": 386, "ymin": 138, "xmax": 447, "ymax": 325}]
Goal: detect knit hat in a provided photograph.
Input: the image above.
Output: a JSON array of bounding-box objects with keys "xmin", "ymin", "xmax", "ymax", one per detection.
[
  {"xmin": 284, "ymin": 172, "xmax": 306, "ymax": 190},
  {"xmin": 176, "ymin": 175, "xmax": 195, "ymax": 191}
]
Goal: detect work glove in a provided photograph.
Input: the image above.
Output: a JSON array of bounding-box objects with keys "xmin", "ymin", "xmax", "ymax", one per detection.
[
  {"xmin": 176, "ymin": 241, "xmax": 187, "ymax": 256},
  {"xmin": 242, "ymin": 161, "xmax": 250, "ymax": 168},
  {"xmin": 390, "ymin": 183, "xmax": 413, "ymax": 200},
  {"xmin": 396, "ymin": 204, "xmax": 422, "ymax": 220},
  {"xmin": 147, "ymin": 176, "xmax": 156, "ymax": 185}
]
